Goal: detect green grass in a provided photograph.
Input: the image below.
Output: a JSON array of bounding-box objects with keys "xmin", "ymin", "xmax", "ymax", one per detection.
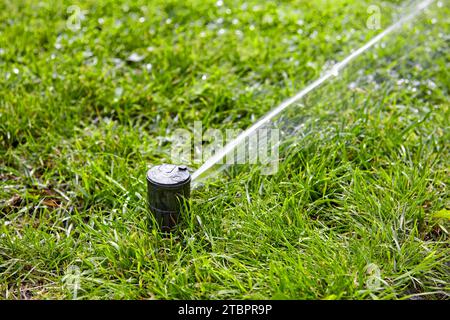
[{"xmin": 0, "ymin": 0, "xmax": 449, "ymax": 299}]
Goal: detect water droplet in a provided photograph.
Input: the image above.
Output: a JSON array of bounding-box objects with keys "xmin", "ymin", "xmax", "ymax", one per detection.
[
  {"xmin": 147, "ymin": 46, "xmax": 155, "ymax": 52},
  {"xmin": 431, "ymin": 18, "xmax": 437, "ymax": 24},
  {"xmin": 201, "ymin": 74, "xmax": 208, "ymax": 81},
  {"xmin": 437, "ymin": 1, "xmax": 443, "ymax": 8},
  {"xmin": 218, "ymin": 28, "xmax": 226, "ymax": 35},
  {"xmin": 306, "ymin": 61, "xmax": 317, "ymax": 69},
  {"xmin": 139, "ymin": 17, "xmax": 145, "ymax": 23},
  {"xmin": 414, "ymin": 64, "xmax": 423, "ymax": 71},
  {"xmin": 216, "ymin": 0, "xmax": 223, "ymax": 7},
  {"xmin": 85, "ymin": 57, "xmax": 98, "ymax": 66},
  {"xmin": 200, "ymin": 31, "xmax": 207, "ymax": 37},
  {"xmin": 252, "ymin": 5, "xmax": 261, "ymax": 12},
  {"xmin": 348, "ymin": 82, "xmax": 357, "ymax": 90},
  {"xmin": 263, "ymin": 14, "xmax": 273, "ymax": 24},
  {"xmin": 13, "ymin": 68, "xmax": 19, "ymax": 75},
  {"xmin": 145, "ymin": 63, "xmax": 152, "ymax": 72},
  {"xmin": 426, "ymin": 80, "xmax": 437, "ymax": 89},
  {"xmin": 397, "ymin": 79, "xmax": 409, "ymax": 86},
  {"xmin": 216, "ymin": 17, "xmax": 224, "ymax": 24},
  {"xmin": 232, "ymin": 18, "xmax": 239, "ymax": 25},
  {"xmin": 112, "ymin": 58, "xmax": 124, "ymax": 68},
  {"xmin": 165, "ymin": 18, "xmax": 172, "ymax": 25},
  {"xmin": 235, "ymin": 30, "xmax": 243, "ymax": 38},
  {"xmin": 127, "ymin": 53, "xmax": 145, "ymax": 62},
  {"xmin": 296, "ymin": 19, "xmax": 304, "ymax": 26},
  {"xmin": 114, "ymin": 87, "xmax": 123, "ymax": 100},
  {"xmin": 83, "ymin": 50, "xmax": 93, "ymax": 58},
  {"xmin": 249, "ymin": 24, "xmax": 255, "ymax": 31},
  {"xmin": 388, "ymin": 70, "xmax": 399, "ymax": 78},
  {"xmin": 0, "ymin": 48, "xmax": 4, "ymax": 55},
  {"xmin": 98, "ymin": 18, "xmax": 105, "ymax": 25}
]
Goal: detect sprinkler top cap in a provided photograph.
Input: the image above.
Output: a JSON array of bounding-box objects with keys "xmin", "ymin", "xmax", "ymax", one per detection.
[{"xmin": 146, "ymin": 164, "xmax": 191, "ymax": 187}]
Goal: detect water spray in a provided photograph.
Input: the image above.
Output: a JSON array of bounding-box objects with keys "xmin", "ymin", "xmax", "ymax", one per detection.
[
  {"xmin": 146, "ymin": 0, "xmax": 435, "ymax": 231},
  {"xmin": 191, "ymin": 0, "xmax": 435, "ymax": 183}
]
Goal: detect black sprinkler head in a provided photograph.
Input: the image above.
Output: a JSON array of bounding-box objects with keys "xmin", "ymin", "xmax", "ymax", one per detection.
[{"xmin": 146, "ymin": 164, "xmax": 191, "ymax": 231}]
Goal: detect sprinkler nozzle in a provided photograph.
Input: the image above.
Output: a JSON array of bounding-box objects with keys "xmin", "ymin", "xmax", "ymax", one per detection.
[{"xmin": 146, "ymin": 164, "xmax": 191, "ymax": 231}]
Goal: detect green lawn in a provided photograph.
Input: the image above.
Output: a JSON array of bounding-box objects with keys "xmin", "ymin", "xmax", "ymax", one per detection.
[{"xmin": 0, "ymin": 0, "xmax": 449, "ymax": 299}]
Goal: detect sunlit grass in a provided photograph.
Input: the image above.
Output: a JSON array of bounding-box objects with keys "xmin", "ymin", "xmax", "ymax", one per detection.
[{"xmin": 0, "ymin": 0, "xmax": 448, "ymax": 299}]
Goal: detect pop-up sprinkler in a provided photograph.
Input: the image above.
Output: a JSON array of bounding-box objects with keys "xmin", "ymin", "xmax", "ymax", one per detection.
[{"xmin": 146, "ymin": 164, "xmax": 191, "ymax": 231}]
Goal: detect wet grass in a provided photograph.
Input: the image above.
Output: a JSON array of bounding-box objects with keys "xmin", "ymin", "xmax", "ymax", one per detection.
[{"xmin": 0, "ymin": 0, "xmax": 449, "ymax": 299}]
